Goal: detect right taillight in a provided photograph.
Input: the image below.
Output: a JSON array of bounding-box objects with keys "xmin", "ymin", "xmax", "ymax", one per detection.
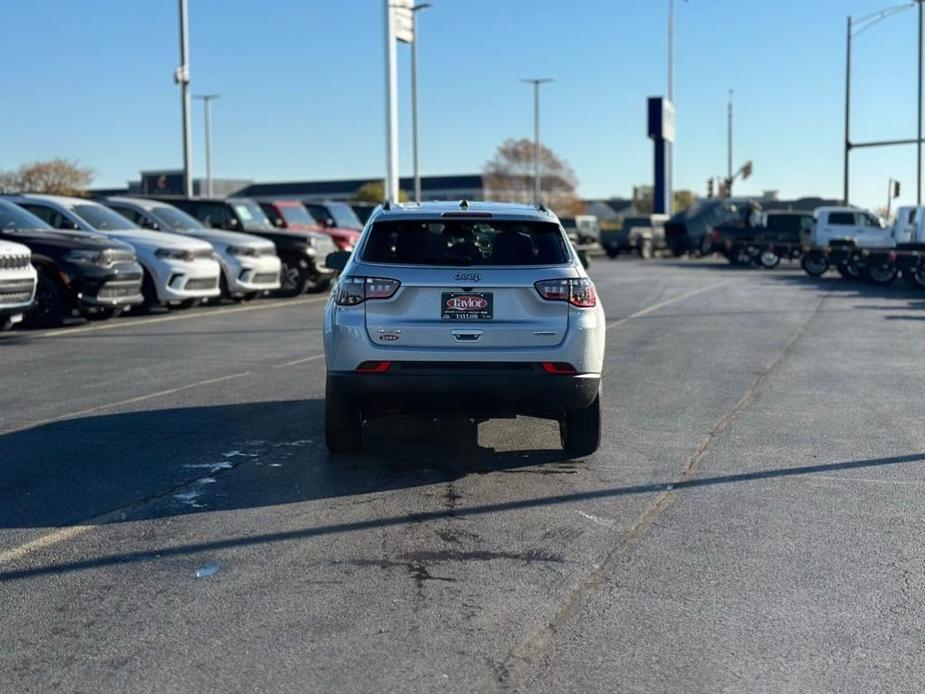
[
  {"xmin": 333, "ymin": 276, "xmax": 400, "ymax": 305},
  {"xmin": 535, "ymin": 278, "xmax": 597, "ymax": 308}
]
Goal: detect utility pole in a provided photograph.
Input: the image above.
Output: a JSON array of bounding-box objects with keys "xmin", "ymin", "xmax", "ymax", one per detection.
[
  {"xmin": 844, "ymin": 15, "xmax": 852, "ymax": 205},
  {"xmin": 918, "ymin": 0, "xmax": 923, "ymax": 204},
  {"xmin": 384, "ymin": 0, "xmax": 400, "ymax": 202},
  {"xmin": 521, "ymin": 78, "xmax": 553, "ymax": 204},
  {"xmin": 193, "ymin": 94, "xmax": 220, "ymax": 198},
  {"xmin": 175, "ymin": 0, "xmax": 193, "ymax": 198},
  {"xmin": 727, "ymin": 89, "xmax": 734, "ymax": 191},
  {"xmin": 409, "ymin": 4, "xmax": 431, "ymax": 204}
]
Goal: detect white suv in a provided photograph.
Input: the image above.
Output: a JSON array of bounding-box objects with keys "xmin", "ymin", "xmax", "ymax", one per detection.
[
  {"xmin": 323, "ymin": 201, "xmax": 606, "ymax": 456},
  {"xmin": 0, "ymin": 239, "xmax": 37, "ymax": 330}
]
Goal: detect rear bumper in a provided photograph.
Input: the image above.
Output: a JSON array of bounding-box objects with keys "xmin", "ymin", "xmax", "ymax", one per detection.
[{"xmin": 328, "ymin": 363, "xmax": 601, "ymax": 420}]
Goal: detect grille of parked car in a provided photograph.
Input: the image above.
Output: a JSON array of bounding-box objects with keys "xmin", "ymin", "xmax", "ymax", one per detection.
[
  {"xmin": 96, "ymin": 281, "xmax": 141, "ymax": 299},
  {"xmin": 0, "ymin": 253, "xmax": 31, "ymax": 271},
  {"xmin": 185, "ymin": 277, "xmax": 218, "ymax": 291},
  {"xmin": 0, "ymin": 278, "xmax": 35, "ymax": 304}
]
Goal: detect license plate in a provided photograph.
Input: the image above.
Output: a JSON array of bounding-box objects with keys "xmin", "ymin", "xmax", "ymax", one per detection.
[{"xmin": 441, "ymin": 292, "xmax": 493, "ymax": 320}]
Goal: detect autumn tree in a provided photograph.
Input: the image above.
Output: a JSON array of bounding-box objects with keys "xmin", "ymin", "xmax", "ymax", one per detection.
[
  {"xmin": 0, "ymin": 159, "xmax": 94, "ymax": 195},
  {"xmin": 353, "ymin": 180, "xmax": 408, "ymax": 203},
  {"xmin": 483, "ymin": 138, "xmax": 579, "ymax": 214}
]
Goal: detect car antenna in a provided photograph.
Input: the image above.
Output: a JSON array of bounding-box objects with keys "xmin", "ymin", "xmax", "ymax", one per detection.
[{"xmin": 459, "ymin": 199, "xmax": 469, "ymax": 210}]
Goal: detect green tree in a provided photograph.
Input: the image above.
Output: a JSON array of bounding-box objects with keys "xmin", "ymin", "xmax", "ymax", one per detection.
[{"xmin": 353, "ymin": 181, "xmax": 408, "ymax": 203}]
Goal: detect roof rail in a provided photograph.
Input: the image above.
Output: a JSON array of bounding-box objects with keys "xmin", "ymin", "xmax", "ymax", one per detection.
[
  {"xmin": 382, "ymin": 199, "xmax": 391, "ymax": 210},
  {"xmin": 535, "ymin": 202, "xmax": 548, "ymax": 213},
  {"xmin": 459, "ymin": 199, "xmax": 469, "ymax": 210}
]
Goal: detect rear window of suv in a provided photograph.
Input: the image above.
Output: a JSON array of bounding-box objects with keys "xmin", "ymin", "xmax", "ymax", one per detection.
[{"xmin": 362, "ymin": 220, "xmax": 571, "ymax": 266}]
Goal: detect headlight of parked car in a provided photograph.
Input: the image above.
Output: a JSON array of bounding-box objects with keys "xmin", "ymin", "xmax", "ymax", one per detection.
[
  {"xmin": 226, "ymin": 245, "xmax": 259, "ymax": 257},
  {"xmin": 64, "ymin": 249, "xmax": 116, "ymax": 265},
  {"xmin": 155, "ymin": 248, "xmax": 193, "ymax": 262}
]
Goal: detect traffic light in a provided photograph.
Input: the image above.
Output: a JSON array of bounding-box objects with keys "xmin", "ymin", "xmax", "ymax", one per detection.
[
  {"xmin": 707, "ymin": 178, "xmax": 714, "ymax": 198},
  {"xmin": 892, "ymin": 180, "xmax": 901, "ymax": 198},
  {"xmin": 741, "ymin": 161, "xmax": 753, "ymax": 180}
]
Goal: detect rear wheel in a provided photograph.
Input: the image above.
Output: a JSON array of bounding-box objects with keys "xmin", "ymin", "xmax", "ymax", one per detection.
[
  {"xmin": 865, "ymin": 262, "xmax": 897, "ymax": 285},
  {"xmin": 605, "ymin": 248, "xmax": 619, "ymax": 259},
  {"xmin": 23, "ymin": 270, "xmax": 65, "ymax": 329},
  {"xmin": 836, "ymin": 262, "xmax": 862, "ymax": 280},
  {"xmin": 560, "ymin": 390, "xmax": 602, "ymax": 458},
  {"xmin": 325, "ymin": 378, "xmax": 362, "ymax": 454},
  {"xmin": 901, "ymin": 267, "xmax": 925, "ymax": 289},
  {"xmin": 801, "ymin": 252, "xmax": 828, "ymax": 277},
  {"xmin": 759, "ymin": 251, "xmax": 780, "ymax": 269},
  {"xmin": 139, "ymin": 270, "xmax": 161, "ymax": 313},
  {"xmin": 276, "ymin": 255, "xmax": 311, "ymax": 297}
]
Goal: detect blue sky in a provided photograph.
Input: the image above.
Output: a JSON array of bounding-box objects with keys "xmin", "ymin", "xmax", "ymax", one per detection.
[{"xmin": 0, "ymin": 0, "xmax": 922, "ymax": 211}]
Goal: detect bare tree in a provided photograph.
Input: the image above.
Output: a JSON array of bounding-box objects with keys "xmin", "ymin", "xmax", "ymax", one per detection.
[
  {"xmin": 0, "ymin": 159, "xmax": 94, "ymax": 195},
  {"xmin": 483, "ymin": 138, "xmax": 578, "ymax": 213}
]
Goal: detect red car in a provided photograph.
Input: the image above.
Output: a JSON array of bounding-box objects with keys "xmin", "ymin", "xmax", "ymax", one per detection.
[{"xmin": 259, "ymin": 200, "xmax": 360, "ymax": 251}]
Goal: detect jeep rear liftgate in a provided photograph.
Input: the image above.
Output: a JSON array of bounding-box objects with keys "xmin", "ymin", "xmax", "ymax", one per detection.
[{"xmin": 363, "ymin": 267, "xmax": 572, "ymax": 349}]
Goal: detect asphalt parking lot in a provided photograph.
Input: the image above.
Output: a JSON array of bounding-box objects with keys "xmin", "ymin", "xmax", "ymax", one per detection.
[{"xmin": 2, "ymin": 257, "xmax": 924, "ymax": 693}]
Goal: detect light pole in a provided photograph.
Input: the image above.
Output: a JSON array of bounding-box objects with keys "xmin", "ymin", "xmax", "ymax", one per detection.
[
  {"xmin": 727, "ymin": 89, "xmax": 734, "ymax": 192},
  {"xmin": 843, "ymin": 1, "xmax": 920, "ymax": 205},
  {"xmin": 174, "ymin": 0, "xmax": 193, "ymax": 197},
  {"xmin": 193, "ymin": 94, "xmax": 220, "ymax": 198},
  {"xmin": 410, "ymin": 4, "xmax": 431, "ymax": 204},
  {"xmin": 521, "ymin": 78, "xmax": 553, "ymax": 204}
]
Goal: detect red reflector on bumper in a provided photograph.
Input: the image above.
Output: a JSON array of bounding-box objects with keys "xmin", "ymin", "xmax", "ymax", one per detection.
[
  {"xmin": 356, "ymin": 361, "xmax": 392, "ymax": 373},
  {"xmin": 541, "ymin": 362, "xmax": 577, "ymax": 375}
]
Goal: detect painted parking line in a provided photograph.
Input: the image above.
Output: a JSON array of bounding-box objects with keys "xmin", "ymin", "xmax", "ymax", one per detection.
[
  {"xmin": 26, "ymin": 295, "xmax": 329, "ymax": 340},
  {"xmin": 605, "ymin": 279, "xmax": 734, "ymax": 331}
]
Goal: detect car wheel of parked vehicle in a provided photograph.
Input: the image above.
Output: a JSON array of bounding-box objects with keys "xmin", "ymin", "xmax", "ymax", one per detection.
[
  {"xmin": 639, "ymin": 239, "xmax": 655, "ymax": 260},
  {"xmin": 276, "ymin": 256, "xmax": 311, "ymax": 297},
  {"xmin": 836, "ymin": 262, "xmax": 862, "ymax": 280},
  {"xmin": 559, "ymin": 390, "xmax": 602, "ymax": 457},
  {"xmin": 901, "ymin": 268, "xmax": 925, "ymax": 289},
  {"xmin": 759, "ymin": 251, "xmax": 781, "ymax": 269},
  {"xmin": 605, "ymin": 248, "xmax": 619, "ymax": 259},
  {"xmin": 23, "ymin": 270, "xmax": 65, "ymax": 329},
  {"xmin": 801, "ymin": 252, "xmax": 829, "ymax": 277},
  {"xmin": 865, "ymin": 262, "xmax": 897, "ymax": 285},
  {"xmin": 325, "ymin": 379, "xmax": 362, "ymax": 454}
]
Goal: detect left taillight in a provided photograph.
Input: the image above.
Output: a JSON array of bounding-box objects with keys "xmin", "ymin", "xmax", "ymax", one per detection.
[
  {"xmin": 534, "ymin": 278, "xmax": 597, "ymax": 308},
  {"xmin": 333, "ymin": 276, "xmax": 400, "ymax": 306}
]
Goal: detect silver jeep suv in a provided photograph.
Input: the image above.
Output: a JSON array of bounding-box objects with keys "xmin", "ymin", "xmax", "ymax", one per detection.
[{"xmin": 323, "ymin": 201, "xmax": 606, "ymax": 456}]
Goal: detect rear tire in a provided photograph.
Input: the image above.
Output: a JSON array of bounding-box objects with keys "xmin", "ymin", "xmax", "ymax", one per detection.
[
  {"xmin": 901, "ymin": 267, "xmax": 925, "ymax": 289},
  {"xmin": 864, "ymin": 262, "xmax": 897, "ymax": 285},
  {"xmin": 560, "ymin": 390, "xmax": 601, "ymax": 458},
  {"xmin": 605, "ymin": 248, "xmax": 619, "ymax": 259},
  {"xmin": 276, "ymin": 255, "xmax": 311, "ymax": 297},
  {"xmin": 759, "ymin": 251, "xmax": 780, "ymax": 269},
  {"xmin": 325, "ymin": 378, "xmax": 362, "ymax": 454},
  {"xmin": 23, "ymin": 270, "xmax": 65, "ymax": 329},
  {"xmin": 140, "ymin": 270, "xmax": 161, "ymax": 313},
  {"xmin": 801, "ymin": 252, "xmax": 829, "ymax": 277}
]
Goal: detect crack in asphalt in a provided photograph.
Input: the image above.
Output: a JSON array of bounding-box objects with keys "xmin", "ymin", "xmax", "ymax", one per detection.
[{"xmin": 490, "ymin": 289, "xmax": 830, "ymax": 691}]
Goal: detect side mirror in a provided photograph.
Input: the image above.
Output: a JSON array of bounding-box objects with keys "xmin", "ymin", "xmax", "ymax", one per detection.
[{"xmin": 325, "ymin": 250, "xmax": 351, "ymax": 272}]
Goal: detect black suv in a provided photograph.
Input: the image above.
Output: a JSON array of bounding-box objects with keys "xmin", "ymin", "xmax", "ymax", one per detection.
[
  {"xmin": 153, "ymin": 197, "xmax": 336, "ymax": 296},
  {"xmin": 0, "ymin": 200, "xmax": 143, "ymax": 327}
]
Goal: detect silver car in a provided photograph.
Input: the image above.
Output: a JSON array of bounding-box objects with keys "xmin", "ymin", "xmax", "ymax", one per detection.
[{"xmin": 323, "ymin": 201, "xmax": 606, "ymax": 456}]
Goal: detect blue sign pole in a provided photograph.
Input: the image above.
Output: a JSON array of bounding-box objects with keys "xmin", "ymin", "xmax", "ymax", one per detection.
[{"xmin": 647, "ymin": 97, "xmax": 675, "ymax": 214}]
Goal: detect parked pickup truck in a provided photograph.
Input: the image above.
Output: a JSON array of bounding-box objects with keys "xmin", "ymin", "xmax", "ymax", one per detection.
[
  {"xmin": 601, "ymin": 215, "xmax": 668, "ymax": 259},
  {"xmin": 893, "ymin": 205, "xmax": 925, "ymax": 288},
  {"xmin": 665, "ymin": 198, "xmax": 758, "ymax": 256},
  {"xmin": 801, "ymin": 206, "xmax": 896, "ymax": 283},
  {"xmin": 714, "ymin": 210, "xmax": 814, "ymax": 268}
]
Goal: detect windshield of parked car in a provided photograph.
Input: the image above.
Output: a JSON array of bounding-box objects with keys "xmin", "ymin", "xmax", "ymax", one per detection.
[
  {"xmin": 150, "ymin": 205, "xmax": 206, "ymax": 231},
  {"xmin": 231, "ymin": 201, "xmax": 274, "ymax": 231},
  {"xmin": 279, "ymin": 204, "xmax": 318, "ymax": 227},
  {"xmin": 362, "ymin": 219, "xmax": 570, "ymax": 266},
  {"xmin": 72, "ymin": 204, "xmax": 140, "ymax": 230},
  {"xmin": 324, "ymin": 202, "xmax": 363, "ymax": 230},
  {"xmin": 0, "ymin": 202, "xmax": 53, "ymax": 230}
]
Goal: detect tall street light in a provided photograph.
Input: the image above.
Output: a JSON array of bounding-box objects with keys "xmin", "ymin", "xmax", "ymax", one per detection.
[
  {"xmin": 727, "ymin": 89, "xmax": 734, "ymax": 189},
  {"xmin": 193, "ymin": 94, "xmax": 220, "ymax": 198},
  {"xmin": 844, "ymin": 1, "xmax": 921, "ymax": 205},
  {"xmin": 174, "ymin": 0, "xmax": 193, "ymax": 198},
  {"xmin": 409, "ymin": 4, "xmax": 431, "ymax": 204},
  {"xmin": 521, "ymin": 78, "xmax": 553, "ymax": 204}
]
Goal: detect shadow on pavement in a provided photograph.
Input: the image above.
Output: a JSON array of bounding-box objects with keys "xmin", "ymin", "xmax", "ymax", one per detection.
[
  {"xmin": 2, "ymin": 449, "xmax": 923, "ymax": 583},
  {"xmin": 0, "ymin": 399, "xmax": 574, "ymax": 532}
]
